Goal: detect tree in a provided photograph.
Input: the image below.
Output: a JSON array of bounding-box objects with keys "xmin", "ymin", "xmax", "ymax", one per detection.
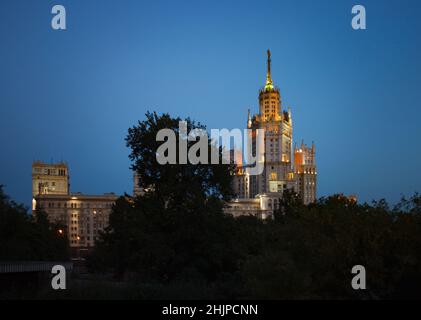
[
  {"xmin": 89, "ymin": 113, "xmax": 238, "ymax": 289},
  {"xmin": 88, "ymin": 113, "xmax": 421, "ymax": 299},
  {"xmin": 274, "ymin": 188, "xmax": 303, "ymax": 220},
  {"xmin": 0, "ymin": 185, "xmax": 69, "ymax": 261},
  {"xmin": 126, "ymin": 111, "xmax": 234, "ymax": 208}
]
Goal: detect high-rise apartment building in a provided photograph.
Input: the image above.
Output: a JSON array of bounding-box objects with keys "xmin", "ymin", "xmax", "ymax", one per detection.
[
  {"xmin": 32, "ymin": 161, "xmax": 117, "ymax": 254},
  {"xmin": 226, "ymin": 50, "xmax": 317, "ymax": 218},
  {"xmin": 32, "ymin": 161, "xmax": 69, "ymax": 197}
]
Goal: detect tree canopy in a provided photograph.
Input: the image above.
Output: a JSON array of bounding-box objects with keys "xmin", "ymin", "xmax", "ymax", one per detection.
[
  {"xmin": 88, "ymin": 113, "xmax": 421, "ymax": 299},
  {"xmin": 0, "ymin": 185, "xmax": 69, "ymax": 261},
  {"xmin": 126, "ymin": 111, "xmax": 235, "ymax": 206}
]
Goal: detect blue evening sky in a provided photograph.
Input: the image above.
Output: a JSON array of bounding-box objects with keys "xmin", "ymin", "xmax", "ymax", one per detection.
[{"xmin": 0, "ymin": 0, "xmax": 420, "ymax": 207}]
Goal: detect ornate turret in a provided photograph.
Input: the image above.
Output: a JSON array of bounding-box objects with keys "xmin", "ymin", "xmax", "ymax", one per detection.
[
  {"xmin": 264, "ymin": 49, "xmax": 274, "ymax": 91},
  {"xmin": 258, "ymin": 49, "xmax": 281, "ymax": 121},
  {"xmin": 247, "ymin": 108, "xmax": 252, "ymax": 128}
]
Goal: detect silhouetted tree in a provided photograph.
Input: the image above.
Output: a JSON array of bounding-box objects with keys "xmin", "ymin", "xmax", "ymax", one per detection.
[
  {"xmin": 89, "ymin": 113, "xmax": 238, "ymax": 289},
  {"xmin": 0, "ymin": 185, "xmax": 69, "ymax": 261},
  {"xmin": 88, "ymin": 113, "xmax": 421, "ymax": 299},
  {"xmin": 126, "ymin": 111, "xmax": 234, "ymax": 206}
]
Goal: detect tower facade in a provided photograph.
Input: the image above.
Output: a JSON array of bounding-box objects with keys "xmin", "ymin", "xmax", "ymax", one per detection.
[
  {"xmin": 294, "ymin": 142, "xmax": 317, "ymax": 205},
  {"xmin": 133, "ymin": 171, "xmax": 142, "ymax": 196},
  {"xmin": 32, "ymin": 161, "xmax": 69, "ymax": 198},
  {"xmin": 228, "ymin": 50, "xmax": 317, "ymax": 217},
  {"xmin": 249, "ymin": 50, "xmax": 296, "ymax": 198},
  {"xmin": 32, "ymin": 161, "xmax": 117, "ymax": 254}
]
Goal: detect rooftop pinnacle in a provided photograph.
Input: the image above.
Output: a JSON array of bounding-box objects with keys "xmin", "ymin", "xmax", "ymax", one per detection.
[{"xmin": 264, "ymin": 49, "xmax": 274, "ymax": 90}]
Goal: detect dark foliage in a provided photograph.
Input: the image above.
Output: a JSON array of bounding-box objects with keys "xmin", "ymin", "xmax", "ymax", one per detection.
[
  {"xmin": 0, "ymin": 185, "xmax": 69, "ymax": 261},
  {"xmin": 88, "ymin": 113, "xmax": 421, "ymax": 299}
]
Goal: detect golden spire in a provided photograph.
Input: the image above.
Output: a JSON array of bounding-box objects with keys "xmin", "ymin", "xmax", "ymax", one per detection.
[{"xmin": 264, "ymin": 49, "xmax": 274, "ymax": 90}]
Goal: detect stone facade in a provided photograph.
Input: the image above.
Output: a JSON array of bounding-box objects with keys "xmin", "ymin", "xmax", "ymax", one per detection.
[
  {"xmin": 228, "ymin": 50, "xmax": 317, "ymax": 218},
  {"xmin": 32, "ymin": 161, "xmax": 117, "ymax": 252},
  {"xmin": 34, "ymin": 193, "xmax": 117, "ymax": 249},
  {"xmin": 32, "ymin": 161, "xmax": 69, "ymax": 199}
]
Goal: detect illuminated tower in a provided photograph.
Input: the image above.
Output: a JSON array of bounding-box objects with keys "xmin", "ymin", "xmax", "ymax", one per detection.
[
  {"xmin": 258, "ymin": 50, "xmax": 281, "ymax": 121},
  {"xmin": 294, "ymin": 141, "xmax": 317, "ymax": 205},
  {"xmin": 32, "ymin": 161, "xmax": 69, "ymax": 210},
  {"xmin": 248, "ymin": 50, "xmax": 296, "ymax": 201},
  {"xmin": 32, "ymin": 161, "xmax": 69, "ymax": 197},
  {"xmin": 229, "ymin": 50, "xmax": 317, "ymax": 217}
]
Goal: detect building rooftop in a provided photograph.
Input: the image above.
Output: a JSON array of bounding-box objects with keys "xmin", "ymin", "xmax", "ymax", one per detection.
[
  {"xmin": 35, "ymin": 192, "xmax": 118, "ymax": 201},
  {"xmin": 32, "ymin": 160, "xmax": 68, "ymax": 168}
]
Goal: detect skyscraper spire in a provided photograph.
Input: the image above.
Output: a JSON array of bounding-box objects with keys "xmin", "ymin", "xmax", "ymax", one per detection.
[{"xmin": 265, "ymin": 49, "xmax": 274, "ymax": 90}]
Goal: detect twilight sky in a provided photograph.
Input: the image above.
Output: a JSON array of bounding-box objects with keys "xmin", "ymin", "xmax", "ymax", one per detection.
[{"xmin": 0, "ymin": 0, "xmax": 420, "ymax": 207}]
